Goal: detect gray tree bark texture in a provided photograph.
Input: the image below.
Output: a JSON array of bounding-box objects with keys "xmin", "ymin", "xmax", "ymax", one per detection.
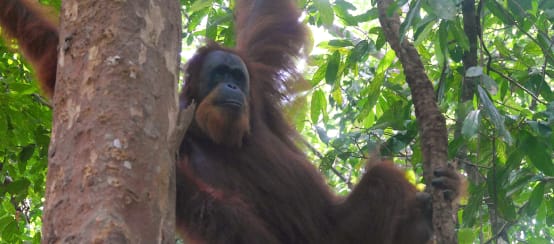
[
  {"xmin": 42, "ymin": 0, "xmax": 181, "ymax": 243},
  {"xmin": 376, "ymin": 0, "xmax": 457, "ymax": 243}
]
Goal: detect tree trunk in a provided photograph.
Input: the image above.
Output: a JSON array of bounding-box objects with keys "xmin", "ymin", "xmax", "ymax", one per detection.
[
  {"xmin": 42, "ymin": 0, "xmax": 181, "ymax": 243},
  {"xmin": 376, "ymin": 0, "xmax": 456, "ymax": 243}
]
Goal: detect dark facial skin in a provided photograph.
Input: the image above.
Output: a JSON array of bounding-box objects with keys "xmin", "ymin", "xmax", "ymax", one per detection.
[{"xmin": 198, "ymin": 50, "xmax": 250, "ymax": 110}]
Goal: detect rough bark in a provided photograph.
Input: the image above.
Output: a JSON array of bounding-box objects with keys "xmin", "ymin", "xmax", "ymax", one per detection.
[
  {"xmin": 42, "ymin": 0, "xmax": 181, "ymax": 243},
  {"xmin": 461, "ymin": 0, "xmax": 479, "ymax": 100},
  {"xmin": 376, "ymin": 1, "xmax": 456, "ymax": 243},
  {"xmin": 457, "ymin": 0, "xmax": 480, "ymax": 182}
]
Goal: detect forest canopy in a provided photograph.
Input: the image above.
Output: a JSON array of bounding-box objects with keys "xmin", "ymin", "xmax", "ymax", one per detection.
[{"xmin": 0, "ymin": 0, "xmax": 553, "ymax": 243}]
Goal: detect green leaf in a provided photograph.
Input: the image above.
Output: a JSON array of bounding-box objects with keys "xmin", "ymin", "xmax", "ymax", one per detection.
[
  {"xmin": 450, "ymin": 21, "xmax": 470, "ymax": 51},
  {"xmin": 314, "ymin": 0, "xmax": 334, "ymax": 26},
  {"xmin": 494, "ymin": 38, "xmax": 512, "ymax": 57},
  {"xmin": 328, "ymin": 39, "xmax": 353, "ymax": 47},
  {"xmin": 9, "ymin": 82, "xmax": 36, "ymax": 95},
  {"xmin": 526, "ymin": 182, "xmax": 545, "ymax": 216},
  {"xmin": 497, "ymin": 150, "xmax": 524, "ymax": 184},
  {"xmin": 5, "ymin": 179, "xmax": 31, "ymax": 195},
  {"xmin": 0, "ymin": 215, "xmax": 13, "ymax": 231},
  {"xmin": 19, "ymin": 144, "xmax": 35, "ymax": 163},
  {"xmin": 325, "ymin": 51, "xmax": 340, "ymax": 85},
  {"xmin": 438, "ymin": 20, "xmax": 449, "ymax": 58},
  {"xmin": 462, "ymin": 184, "xmax": 484, "ymax": 227},
  {"xmin": 350, "ymin": 40, "xmax": 370, "ymax": 62},
  {"xmin": 399, "ymin": 0, "xmax": 422, "ymax": 40},
  {"xmin": 537, "ymin": 76, "xmax": 554, "ymax": 101},
  {"xmin": 189, "ymin": 0, "xmax": 213, "ymax": 12},
  {"xmin": 528, "ymin": 237, "xmax": 551, "ymax": 244},
  {"xmin": 0, "ymin": 110, "xmax": 7, "ymax": 142},
  {"xmin": 506, "ymin": 172, "xmax": 535, "ymax": 197},
  {"xmin": 2, "ymin": 219, "xmax": 18, "ymax": 241},
  {"xmin": 311, "ymin": 62, "xmax": 326, "ymax": 86},
  {"xmin": 376, "ymin": 49, "xmax": 395, "ymax": 74},
  {"xmin": 333, "ymin": 0, "xmax": 358, "ymax": 25},
  {"xmin": 481, "ymin": 74, "xmax": 498, "ymax": 95},
  {"xmin": 497, "ymin": 192, "xmax": 518, "ymax": 221},
  {"xmin": 461, "ymin": 110, "xmax": 480, "ymax": 139},
  {"xmin": 522, "ymin": 132, "xmax": 554, "ymax": 176},
  {"xmin": 380, "ymin": 128, "xmax": 417, "ymax": 156},
  {"xmin": 428, "ymin": 0, "xmax": 457, "ymax": 20},
  {"xmin": 433, "ymin": 28, "xmax": 445, "ymax": 65},
  {"xmin": 487, "ymin": 167, "xmax": 517, "ymax": 221},
  {"xmin": 205, "ymin": 11, "xmax": 218, "ymax": 39},
  {"xmin": 331, "ymin": 86, "xmax": 343, "ymax": 106},
  {"xmin": 334, "ymin": 0, "xmax": 356, "ymax": 11},
  {"xmin": 477, "ymin": 86, "xmax": 512, "ymax": 144},
  {"xmin": 458, "ymin": 228, "xmax": 478, "ymax": 244},
  {"xmin": 311, "ymin": 89, "xmax": 326, "ymax": 124},
  {"xmin": 508, "ymin": 0, "xmax": 533, "ymax": 16},
  {"xmin": 486, "ymin": 1, "xmax": 514, "ymax": 25},
  {"xmin": 414, "ymin": 16, "xmax": 434, "ymax": 45},
  {"xmin": 364, "ymin": 50, "xmax": 396, "ymax": 114}
]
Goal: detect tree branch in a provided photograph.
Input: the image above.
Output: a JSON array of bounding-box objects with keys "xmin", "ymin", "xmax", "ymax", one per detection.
[{"xmin": 376, "ymin": 0, "xmax": 456, "ymax": 243}]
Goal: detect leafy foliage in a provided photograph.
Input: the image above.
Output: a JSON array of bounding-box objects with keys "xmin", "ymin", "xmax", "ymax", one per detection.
[
  {"xmin": 1, "ymin": 0, "xmax": 554, "ymax": 243},
  {"xmin": 0, "ymin": 28, "xmax": 51, "ymax": 244}
]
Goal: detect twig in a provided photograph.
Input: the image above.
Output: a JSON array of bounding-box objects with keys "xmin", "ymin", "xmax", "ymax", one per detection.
[{"xmin": 488, "ymin": 67, "xmax": 547, "ymax": 105}]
